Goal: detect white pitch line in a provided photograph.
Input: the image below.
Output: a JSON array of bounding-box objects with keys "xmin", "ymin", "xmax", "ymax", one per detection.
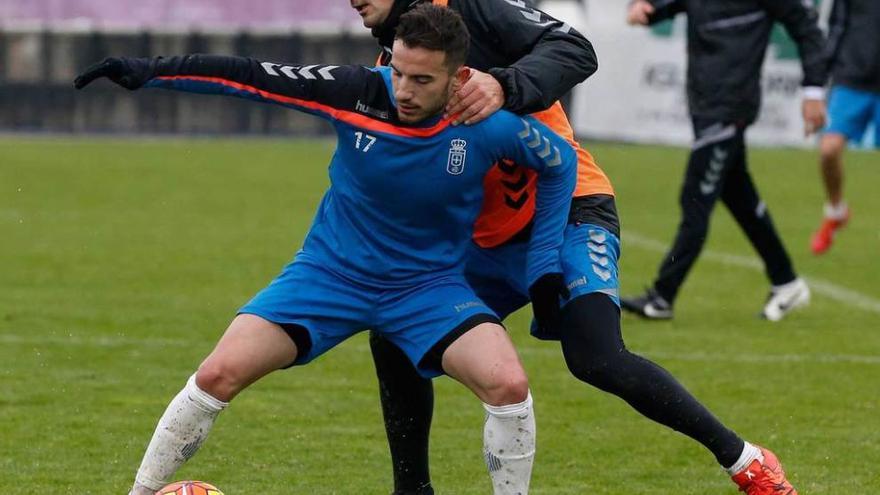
[
  {"xmin": 0, "ymin": 333, "xmax": 189, "ymax": 348},
  {"xmin": 623, "ymin": 231, "xmax": 880, "ymax": 315},
  {"xmin": 646, "ymin": 350, "xmax": 880, "ymax": 365},
  {"xmin": 5, "ymin": 332, "xmax": 879, "ymax": 366}
]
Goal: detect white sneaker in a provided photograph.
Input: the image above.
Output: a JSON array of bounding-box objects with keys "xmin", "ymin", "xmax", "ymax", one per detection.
[{"xmin": 761, "ymin": 277, "xmax": 810, "ymax": 321}]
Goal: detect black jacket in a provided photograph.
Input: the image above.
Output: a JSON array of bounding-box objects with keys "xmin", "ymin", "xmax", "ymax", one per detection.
[
  {"xmin": 826, "ymin": 0, "xmax": 880, "ymax": 94},
  {"xmin": 647, "ymin": 0, "xmax": 829, "ymax": 125},
  {"xmin": 374, "ymin": 0, "xmax": 598, "ymax": 115}
]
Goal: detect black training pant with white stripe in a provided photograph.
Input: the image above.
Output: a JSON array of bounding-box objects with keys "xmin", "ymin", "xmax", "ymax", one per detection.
[
  {"xmin": 371, "ymin": 293, "xmax": 748, "ymax": 494},
  {"xmin": 653, "ymin": 119, "xmax": 798, "ymax": 304}
]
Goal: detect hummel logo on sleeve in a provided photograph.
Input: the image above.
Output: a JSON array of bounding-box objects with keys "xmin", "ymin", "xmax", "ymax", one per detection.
[
  {"xmin": 261, "ymin": 62, "xmax": 338, "ymax": 81},
  {"xmin": 518, "ymin": 120, "xmax": 563, "ymax": 167},
  {"xmin": 517, "ymin": 120, "xmax": 534, "ymax": 139},
  {"xmin": 527, "ymin": 131, "xmax": 542, "ymax": 149}
]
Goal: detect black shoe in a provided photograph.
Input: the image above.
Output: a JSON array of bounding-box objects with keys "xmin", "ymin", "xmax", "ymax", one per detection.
[{"xmin": 620, "ymin": 288, "xmax": 673, "ymax": 320}]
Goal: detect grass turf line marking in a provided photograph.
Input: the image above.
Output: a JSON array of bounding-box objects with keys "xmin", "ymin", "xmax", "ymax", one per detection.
[
  {"xmin": 623, "ymin": 231, "xmax": 880, "ymax": 315},
  {"xmin": 0, "ymin": 333, "xmax": 188, "ymax": 347},
  {"xmin": 4, "ymin": 333, "xmax": 880, "ymax": 365}
]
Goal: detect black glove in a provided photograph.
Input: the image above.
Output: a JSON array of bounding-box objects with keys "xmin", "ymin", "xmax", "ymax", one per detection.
[
  {"xmin": 73, "ymin": 57, "xmax": 152, "ymax": 90},
  {"xmin": 528, "ymin": 272, "xmax": 570, "ymax": 339}
]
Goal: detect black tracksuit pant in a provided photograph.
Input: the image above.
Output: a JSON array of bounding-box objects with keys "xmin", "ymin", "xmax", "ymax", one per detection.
[{"xmin": 653, "ymin": 119, "xmax": 798, "ymax": 304}]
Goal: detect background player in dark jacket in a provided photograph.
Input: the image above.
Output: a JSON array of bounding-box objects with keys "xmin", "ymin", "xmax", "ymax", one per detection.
[
  {"xmin": 354, "ymin": 1, "xmax": 803, "ymax": 494},
  {"xmin": 811, "ymin": 0, "xmax": 880, "ymax": 255},
  {"xmin": 623, "ymin": 0, "xmax": 828, "ymax": 323}
]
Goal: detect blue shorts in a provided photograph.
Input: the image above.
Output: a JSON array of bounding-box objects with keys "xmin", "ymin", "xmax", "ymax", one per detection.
[
  {"xmin": 825, "ymin": 85, "xmax": 880, "ymax": 146},
  {"xmin": 239, "ymin": 255, "xmax": 498, "ymax": 378},
  {"xmin": 464, "ymin": 222, "xmax": 621, "ymax": 340}
]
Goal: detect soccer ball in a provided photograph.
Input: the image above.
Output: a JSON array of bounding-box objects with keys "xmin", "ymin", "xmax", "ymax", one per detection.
[{"xmin": 157, "ymin": 481, "xmax": 224, "ymax": 495}]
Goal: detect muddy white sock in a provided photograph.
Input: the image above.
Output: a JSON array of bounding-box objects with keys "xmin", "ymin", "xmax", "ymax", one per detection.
[
  {"xmin": 483, "ymin": 391, "xmax": 535, "ymax": 495},
  {"xmin": 131, "ymin": 374, "xmax": 228, "ymax": 492}
]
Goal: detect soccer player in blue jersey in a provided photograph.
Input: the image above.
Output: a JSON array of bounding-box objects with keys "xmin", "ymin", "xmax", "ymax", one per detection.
[
  {"xmin": 75, "ymin": 5, "xmax": 576, "ymax": 495},
  {"xmin": 811, "ymin": 0, "xmax": 880, "ymax": 255}
]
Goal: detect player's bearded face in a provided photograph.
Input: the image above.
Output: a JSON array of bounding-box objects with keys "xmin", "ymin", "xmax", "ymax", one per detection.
[
  {"xmin": 350, "ymin": 0, "xmax": 395, "ymax": 28},
  {"xmin": 391, "ymin": 41, "xmax": 465, "ymax": 124}
]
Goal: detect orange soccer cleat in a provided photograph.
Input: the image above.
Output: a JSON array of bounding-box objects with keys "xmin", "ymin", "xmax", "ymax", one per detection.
[
  {"xmin": 810, "ymin": 209, "xmax": 850, "ymax": 255},
  {"xmin": 731, "ymin": 447, "xmax": 798, "ymax": 495}
]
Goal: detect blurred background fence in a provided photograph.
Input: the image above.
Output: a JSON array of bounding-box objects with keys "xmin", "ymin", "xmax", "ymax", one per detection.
[
  {"xmin": 2, "ymin": 0, "xmax": 858, "ymax": 147},
  {"xmin": 0, "ymin": 0, "xmax": 379, "ymax": 135}
]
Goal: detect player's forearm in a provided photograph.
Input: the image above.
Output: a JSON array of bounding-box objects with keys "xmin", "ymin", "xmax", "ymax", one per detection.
[
  {"xmin": 473, "ymin": 0, "xmax": 596, "ymax": 115},
  {"xmin": 74, "ymin": 54, "xmax": 282, "ymax": 98},
  {"xmin": 767, "ymin": 0, "xmax": 829, "ymax": 87},
  {"xmin": 105, "ymin": 54, "xmax": 261, "ymax": 90},
  {"xmin": 76, "ymin": 55, "xmax": 382, "ymax": 127},
  {"xmin": 142, "ymin": 55, "xmax": 290, "ymax": 97},
  {"xmin": 105, "ymin": 55, "xmax": 351, "ymax": 118},
  {"xmin": 795, "ymin": 45, "xmax": 828, "ymax": 89},
  {"xmin": 824, "ymin": 0, "xmax": 848, "ymax": 72},
  {"xmin": 646, "ymin": 0, "xmax": 687, "ymax": 26},
  {"xmin": 491, "ymin": 34, "xmax": 598, "ymax": 115},
  {"xmin": 645, "ymin": 0, "xmax": 686, "ymax": 24},
  {"xmin": 525, "ymin": 153, "xmax": 577, "ymax": 287}
]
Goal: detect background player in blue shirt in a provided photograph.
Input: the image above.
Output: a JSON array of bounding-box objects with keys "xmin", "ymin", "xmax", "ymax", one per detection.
[
  {"xmin": 811, "ymin": 0, "xmax": 880, "ymax": 255},
  {"xmin": 74, "ymin": 6, "xmax": 576, "ymax": 494}
]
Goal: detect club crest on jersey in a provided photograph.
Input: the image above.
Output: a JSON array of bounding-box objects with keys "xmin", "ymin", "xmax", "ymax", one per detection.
[{"xmin": 447, "ymin": 138, "xmax": 467, "ymax": 175}]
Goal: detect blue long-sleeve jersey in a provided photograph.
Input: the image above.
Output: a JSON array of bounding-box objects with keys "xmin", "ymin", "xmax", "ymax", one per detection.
[{"xmin": 136, "ymin": 55, "xmax": 576, "ymax": 288}]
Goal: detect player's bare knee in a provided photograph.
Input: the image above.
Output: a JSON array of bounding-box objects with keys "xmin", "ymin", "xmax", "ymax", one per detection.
[
  {"xmin": 820, "ymin": 135, "xmax": 846, "ymax": 162},
  {"xmin": 819, "ymin": 146, "xmax": 839, "ymax": 164},
  {"xmin": 195, "ymin": 360, "xmax": 242, "ymax": 402},
  {"xmin": 483, "ymin": 369, "xmax": 529, "ymax": 406}
]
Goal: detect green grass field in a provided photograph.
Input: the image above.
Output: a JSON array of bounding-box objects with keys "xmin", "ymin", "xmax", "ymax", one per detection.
[{"xmin": 2, "ymin": 137, "xmax": 878, "ymax": 494}]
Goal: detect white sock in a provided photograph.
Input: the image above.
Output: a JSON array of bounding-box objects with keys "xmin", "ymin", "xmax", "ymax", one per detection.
[
  {"xmin": 725, "ymin": 441, "xmax": 762, "ymax": 475},
  {"xmin": 131, "ymin": 374, "xmax": 228, "ymax": 493},
  {"xmin": 824, "ymin": 201, "xmax": 849, "ymax": 220},
  {"xmin": 483, "ymin": 392, "xmax": 536, "ymax": 495}
]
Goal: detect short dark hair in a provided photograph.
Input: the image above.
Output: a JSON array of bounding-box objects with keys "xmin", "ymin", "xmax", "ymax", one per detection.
[{"xmin": 395, "ymin": 4, "xmax": 470, "ymax": 72}]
